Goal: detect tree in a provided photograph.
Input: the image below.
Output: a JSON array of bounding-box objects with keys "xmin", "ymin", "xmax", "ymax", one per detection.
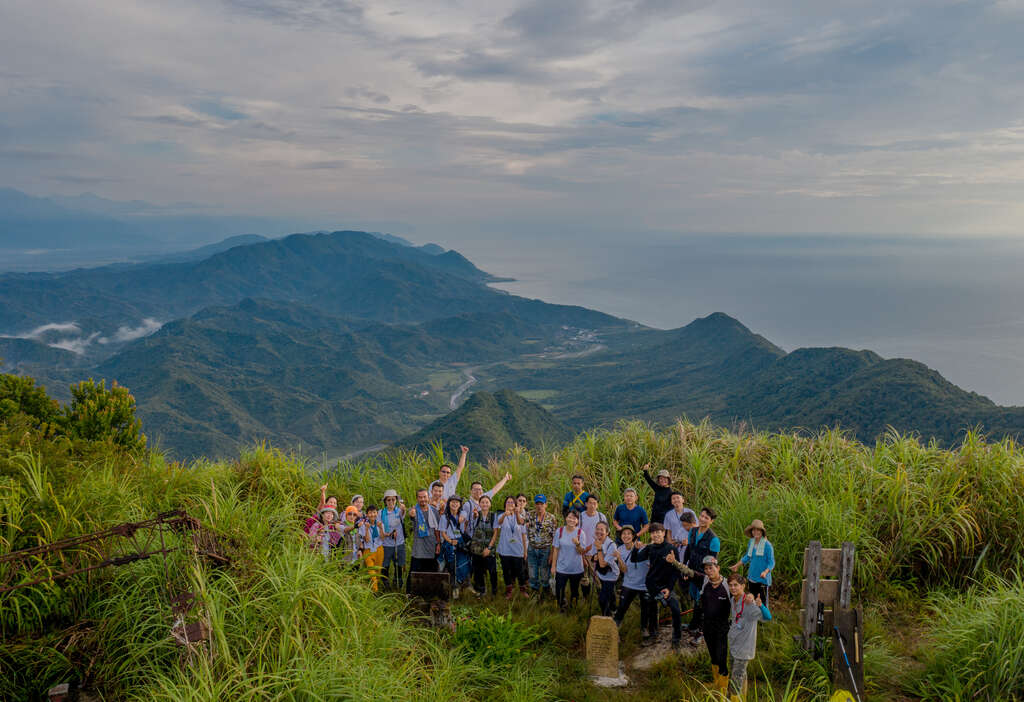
[
  {"xmin": 63, "ymin": 379, "xmax": 146, "ymax": 451},
  {"xmin": 0, "ymin": 372, "xmax": 61, "ymax": 427}
]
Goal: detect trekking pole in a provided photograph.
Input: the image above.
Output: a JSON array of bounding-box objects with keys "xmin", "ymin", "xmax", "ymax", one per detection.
[{"xmin": 833, "ymin": 626, "xmax": 863, "ymax": 702}]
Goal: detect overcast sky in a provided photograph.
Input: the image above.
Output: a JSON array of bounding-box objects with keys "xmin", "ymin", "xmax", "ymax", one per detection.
[{"xmin": 3, "ymin": 0, "xmax": 1024, "ymax": 243}]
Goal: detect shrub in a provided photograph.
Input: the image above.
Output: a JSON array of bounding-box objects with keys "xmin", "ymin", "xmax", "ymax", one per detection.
[
  {"xmin": 453, "ymin": 608, "xmax": 543, "ymax": 668},
  {"xmin": 62, "ymin": 379, "xmax": 145, "ymax": 451}
]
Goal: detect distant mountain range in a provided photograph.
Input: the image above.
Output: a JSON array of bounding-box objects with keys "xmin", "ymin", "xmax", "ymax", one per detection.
[
  {"xmin": 2, "ymin": 227, "xmax": 1022, "ymax": 458},
  {"xmin": 393, "ymin": 389, "xmax": 574, "ymax": 459}
]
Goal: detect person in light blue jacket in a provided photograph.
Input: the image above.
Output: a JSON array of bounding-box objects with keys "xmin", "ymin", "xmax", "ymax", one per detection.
[{"xmin": 729, "ymin": 518, "xmax": 775, "ymax": 605}]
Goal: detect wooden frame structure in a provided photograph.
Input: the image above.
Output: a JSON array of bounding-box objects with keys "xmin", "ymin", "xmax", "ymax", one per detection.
[{"xmin": 800, "ymin": 540, "xmax": 864, "ymax": 695}]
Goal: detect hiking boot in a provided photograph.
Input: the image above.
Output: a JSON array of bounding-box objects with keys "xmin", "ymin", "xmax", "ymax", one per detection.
[
  {"xmin": 520, "ymin": 585, "xmax": 529, "ymax": 597},
  {"xmin": 671, "ymin": 638, "xmax": 682, "ymax": 650},
  {"xmin": 452, "ymin": 586, "xmax": 460, "ymax": 600},
  {"xmin": 504, "ymin": 586, "xmax": 515, "ymax": 600},
  {"xmin": 641, "ymin": 632, "xmax": 656, "ymax": 646}
]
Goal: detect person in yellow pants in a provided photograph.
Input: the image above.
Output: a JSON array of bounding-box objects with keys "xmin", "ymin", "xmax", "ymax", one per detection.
[{"xmin": 361, "ymin": 504, "xmax": 385, "ymax": 592}]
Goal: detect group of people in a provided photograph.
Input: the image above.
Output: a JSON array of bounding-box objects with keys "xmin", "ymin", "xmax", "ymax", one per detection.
[{"xmin": 304, "ymin": 446, "xmax": 777, "ymax": 700}]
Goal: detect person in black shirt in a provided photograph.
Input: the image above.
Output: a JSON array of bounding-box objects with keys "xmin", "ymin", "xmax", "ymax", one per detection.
[
  {"xmin": 641, "ymin": 463, "xmax": 674, "ymax": 524},
  {"xmin": 634, "ymin": 522, "xmax": 695, "ymax": 647},
  {"xmin": 696, "ymin": 555, "xmax": 731, "ymax": 697}
]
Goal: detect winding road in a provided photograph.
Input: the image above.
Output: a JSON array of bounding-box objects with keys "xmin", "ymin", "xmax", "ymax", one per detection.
[{"xmin": 449, "ymin": 368, "xmax": 478, "ymax": 409}]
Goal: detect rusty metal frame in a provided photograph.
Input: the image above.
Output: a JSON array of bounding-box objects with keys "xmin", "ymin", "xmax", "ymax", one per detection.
[{"xmin": 0, "ymin": 510, "xmax": 224, "ymax": 595}]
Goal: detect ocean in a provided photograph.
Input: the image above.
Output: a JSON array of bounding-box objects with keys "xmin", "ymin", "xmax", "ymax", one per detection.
[{"xmin": 467, "ymin": 234, "xmax": 1024, "ymax": 407}]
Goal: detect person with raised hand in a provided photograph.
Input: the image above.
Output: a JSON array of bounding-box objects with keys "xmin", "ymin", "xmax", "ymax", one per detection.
[
  {"xmin": 726, "ymin": 573, "xmax": 772, "ymax": 701},
  {"xmin": 641, "ymin": 463, "xmax": 674, "ymax": 525},
  {"xmin": 461, "ymin": 472, "xmax": 512, "ymax": 523},
  {"xmin": 551, "ymin": 509, "xmax": 590, "ymax": 612},
  {"xmin": 730, "ymin": 519, "xmax": 775, "ymax": 606},
  {"xmin": 495, "ymin": 495, "xmax": 528, "ymax": 599},
  {"xmin": 438, "ymin": 444, "xmax": 469, "ymax": 500}
]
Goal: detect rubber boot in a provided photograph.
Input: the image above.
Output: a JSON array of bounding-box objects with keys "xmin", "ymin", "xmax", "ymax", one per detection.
[
  {"xmin": 714, "ymin": 670, "xmax": 730, "ymax": 698},
  {"xmin": 710, "ymin": 664, "xmax": 720, "ymax": 691}
]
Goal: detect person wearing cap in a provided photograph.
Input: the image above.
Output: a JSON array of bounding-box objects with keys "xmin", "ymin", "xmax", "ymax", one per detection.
[
  {"xmin": 613, "ymin": 488, "xmax": 649, "ymax": 544},
  {"xmin": 438, "ymin": 444, "xmax": 469, "ymax": 500},
  {"xmin": 730, "ymin": 518, "xmax": 775, "ymax": 605},
  {"xmin": 634, "ymin": 523, "xmax": 696, "ymax": 647},
  {"xmin": 641, "ymin": 463, "xmax": 674, "ymax": 524},
  {"xmin": 726, "ymin": 573, "xmax": 772, "ymax": 701},
  {"xmin": 526, "ymin": 494, "xmax": 557, "ymax": 599},
  {"xmin": 696, "ymin": 555, "xmax": 732, "ymax": 697},
  {"xmin": 308, "ymin": 506, "xmax": 341, "ymax": 560},
  {"xmin": 380, "ymin": 489, "xmax": 407, "ymax": 591}
]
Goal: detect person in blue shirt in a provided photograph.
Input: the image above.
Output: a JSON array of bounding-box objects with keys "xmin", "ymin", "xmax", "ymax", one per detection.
[
  {"xmin": 612, "ymin": 488, "xmax": 649, "ymax": 543},
  {"xmin": 729, "ymin": 518, "xmax": 775, "ymax": 605},
  {"xmin": 561, "ymin": 474, "xmax": 590, "ymax": 518}
]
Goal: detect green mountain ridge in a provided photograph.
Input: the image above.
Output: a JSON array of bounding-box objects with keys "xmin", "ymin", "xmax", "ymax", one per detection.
[
  {"xmin": 393, "ymin": 389, "xmax": 574, "ymax": 459},
  {"xmin": 3, "ymin": 229, "xmax": 1023, "ymax": 458}
]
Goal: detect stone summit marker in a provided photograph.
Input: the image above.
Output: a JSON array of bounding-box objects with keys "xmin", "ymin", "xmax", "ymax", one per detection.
[{"xmin": 586, "ymin": 615, "xmax": 620, "ymax": 679}]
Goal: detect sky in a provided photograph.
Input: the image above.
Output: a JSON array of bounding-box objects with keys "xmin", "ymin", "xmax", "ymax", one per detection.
[{"xmin": 4, "ymin": 0, "xmax": 1024, "ymax": 244}]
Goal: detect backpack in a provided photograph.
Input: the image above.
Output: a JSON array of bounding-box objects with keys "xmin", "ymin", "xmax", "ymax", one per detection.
[{"xmin": 469, "ymin": 512, "xmax": 497, "ymax": 556}]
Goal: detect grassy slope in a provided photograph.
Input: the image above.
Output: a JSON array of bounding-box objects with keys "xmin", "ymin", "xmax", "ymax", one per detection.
[
  {"xmin": 3, "ymin": 410, "xmax": 1024, "ymax": 700},
  {"xmin": 392, "ymin": 389, "xmax": 575, "ymax": 459}
]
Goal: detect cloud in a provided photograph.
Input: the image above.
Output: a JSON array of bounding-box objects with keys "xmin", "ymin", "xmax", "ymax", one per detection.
[
  {"xmin": 97, "ymin": 318, "xmax": 163, "ymax": 345},
  {"xmin": 1, "ymin": 322, "xmax": 82, "ymax": 340},
  {"xmin": 1, "ymin": 0, "xmax": 1024, "ymax": 237},
  {"xmin": 48, "ymin": 331, "xmax": 101, "ymax": 355}
]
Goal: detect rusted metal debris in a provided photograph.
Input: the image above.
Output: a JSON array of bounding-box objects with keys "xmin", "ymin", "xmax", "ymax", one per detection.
[{"xmin": 0, "ymin": 510, "xmax": 230, "ymax": 595}]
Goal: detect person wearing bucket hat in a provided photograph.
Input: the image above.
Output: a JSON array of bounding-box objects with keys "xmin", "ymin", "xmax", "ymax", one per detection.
[
  {"xmin": 730, "ymin": 518, "xmax": 775, "ymax": 605},
  {"xmin": 380, "ymin": 489, "xmax": 406, "ymax": 591},
  {"xmin": 642, "ymin": 463, "xmax": 675, "ymax": 524}
]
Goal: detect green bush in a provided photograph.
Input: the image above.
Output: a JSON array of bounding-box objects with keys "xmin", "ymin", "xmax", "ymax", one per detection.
[
  {"xmin": 63, "ymin": 378, "xmax": 145, "ymax": 451},
  {"xmin": 453, "ymin": 608, "xmax": 544, "ymax": 668}
]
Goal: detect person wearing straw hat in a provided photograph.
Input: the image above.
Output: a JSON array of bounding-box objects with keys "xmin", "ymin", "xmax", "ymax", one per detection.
[
  {"xmin": 730, "ymin": 518, "xmax": 775, "ymax": 605},
  {"xmin": 380, "ymin": 489, "xmax": 406, "ymax": 591}
]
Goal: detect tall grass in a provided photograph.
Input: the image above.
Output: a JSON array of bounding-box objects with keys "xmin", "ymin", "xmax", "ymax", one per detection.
[
  {"xmin": 3, "ymin": 416, "xmax": 1024, "ymax": 699},
  {"xmin": 911, "ymin": 572, "xmax": 1024, "ymax": 701}
]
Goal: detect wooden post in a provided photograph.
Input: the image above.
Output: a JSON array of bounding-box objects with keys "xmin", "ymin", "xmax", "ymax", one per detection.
[
  {"xmin": 838, "ymin": 541, "xmax": 855, "ymax": 609},
  {"xmin": 800, "ymin": 540, "xmax": 822, "ymax": 651}
]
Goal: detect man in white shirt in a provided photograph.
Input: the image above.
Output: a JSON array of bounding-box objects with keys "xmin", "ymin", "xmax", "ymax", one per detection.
[{"xmin": 439, "ymin": 445, "xmax": 469, "ymax": 500}]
